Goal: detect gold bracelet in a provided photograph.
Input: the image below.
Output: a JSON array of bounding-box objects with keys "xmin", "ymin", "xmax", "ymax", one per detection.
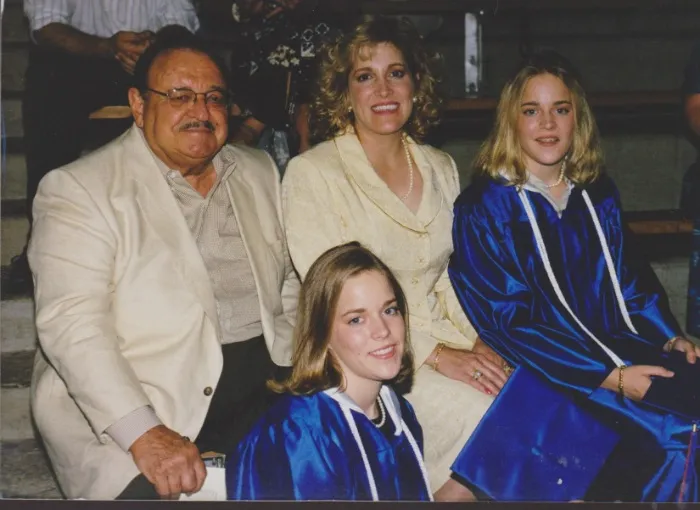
[
  {"xmin": 430, "ymin": 343, "xmax": 446, "ymax": 372},
  {"xmin": 665, "ymin": 336, "xmax": 682, "ymax": 352},
  {"xmin": 618, "ymin": 364, "xmax": 626, "ymax": 397}
]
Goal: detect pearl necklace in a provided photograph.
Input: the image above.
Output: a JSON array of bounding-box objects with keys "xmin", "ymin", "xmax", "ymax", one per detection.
[
  {"xmin": 400, "ymin": 137, "xmax": 414, "ymax": 202},
  {"xmin": 371, "ymin": 396, "xmax": 386, "ymax": 428},
  {"xmin": 545, "ymin": 159, "xmax": 566, "ymax": 189}
]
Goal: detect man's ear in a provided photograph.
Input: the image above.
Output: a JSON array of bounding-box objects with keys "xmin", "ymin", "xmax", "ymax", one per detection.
[{"xmin": 128, "ymin": 87, "xmax": 145, "ymax": 128}]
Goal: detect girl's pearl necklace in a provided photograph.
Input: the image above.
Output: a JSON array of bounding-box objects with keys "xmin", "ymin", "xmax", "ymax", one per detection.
[
  {"xmin": 545, "ymin": 159, "xmax": 567, "ymax": 189},
  {"xmin": 371, "ymin": 396, "xmax": 386, "ymax": 428}
]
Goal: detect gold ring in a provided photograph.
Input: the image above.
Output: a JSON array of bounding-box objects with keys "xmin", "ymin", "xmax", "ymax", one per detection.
[
  {"xmin": 472, "ymin": 370, "xmax": 483, "ymax": 380},
  {"xmin": 503, "ymin": 364, "xmax": 514, "ymax": 376}
]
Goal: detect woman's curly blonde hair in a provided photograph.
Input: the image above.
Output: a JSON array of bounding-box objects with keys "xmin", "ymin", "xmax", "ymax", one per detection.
[
  {"xmin": 311, "ymin": 16, "xmax": 444, "ymax": 143},
  {"xmin": 475, "ymin": 51, "xmax": 604, "ymax": 186}
]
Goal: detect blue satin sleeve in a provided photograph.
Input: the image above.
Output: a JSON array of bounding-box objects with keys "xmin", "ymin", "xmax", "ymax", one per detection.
[
  {"xmin": 604, "ymin": 185, "xmax": 681, "ymax": 344},
  {"xmin": 226, "ymin": 417, "xmax": 346, "ymax": 500},
  {"xmin": 449, "ymin": 205, "xmax": 616, "ymax": 395}
]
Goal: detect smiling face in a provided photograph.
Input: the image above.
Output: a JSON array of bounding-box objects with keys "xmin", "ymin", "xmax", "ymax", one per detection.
[
  {"xmin": 129, "ymin": 49, "xmax": 229, "ymax": 173},
  {"xmin": 516, "ymin": 72, "xmax": 575, "ymax": 180},
  {"xmin": 329, "ymin": 270, "xmax": 406, "ymax": 397},
  {"xmin": 347, "ymin": 42, "xmax": 415, "ymax": 141}
]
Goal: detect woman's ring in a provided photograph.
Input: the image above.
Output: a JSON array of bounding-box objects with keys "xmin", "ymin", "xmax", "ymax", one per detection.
[
  {"xmin": 503, "ymin": 364, "xmax": 514, "ymax": 376},
  {"xmin": 472, "ymin": 370, "xmax": 483, "ymax": 380}
]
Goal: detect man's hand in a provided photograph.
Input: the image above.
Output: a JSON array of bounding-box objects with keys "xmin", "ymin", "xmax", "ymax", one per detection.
[
  {"xmin": 432, "ymin": 346, "xmax": 508, "ymax": 396},
  {"xmin": 600, "ymin": 365, "xmax": 674, "ymax": 401},
  {"xmin": 129, "ymin": 425, "xmax": 206, "ymax": 499},
  {"xmin": 109, "ymin": 31, "xmax": 154, "ymax": 74},
  {"xmin": 665, "ymin": 336, "xmax": 700, "ymax": 364}
]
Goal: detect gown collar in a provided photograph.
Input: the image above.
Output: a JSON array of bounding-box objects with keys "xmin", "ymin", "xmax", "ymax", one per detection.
[
  {"xmin": 323, "ymin": 385, "xmax": 404, "ymax": 436},
  {"xmin": 499, "ymin": 168, "xmax": 574, "ymax": 217}
]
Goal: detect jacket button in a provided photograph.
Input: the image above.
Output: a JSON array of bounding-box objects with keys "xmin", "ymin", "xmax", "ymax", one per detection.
[{"xmin": 203, "ymin": 386, "xmax": 213, "ymax": 396}]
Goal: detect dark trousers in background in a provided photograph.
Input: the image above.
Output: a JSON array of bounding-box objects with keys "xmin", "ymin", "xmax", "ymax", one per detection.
[
  {"xmin": 118, "ymin": 335, "xmax": 288, "ymax": 500},
  {"xmin": 22, "ymin": 47, "xmax": 132, "ymax": 226},
  {"xmin": 688, "ymin": 216, "xmax": 700, "ymax": 337},
  {"xmin": 683, "ymin": 162, "xmax": 700, "ymax": 337}
]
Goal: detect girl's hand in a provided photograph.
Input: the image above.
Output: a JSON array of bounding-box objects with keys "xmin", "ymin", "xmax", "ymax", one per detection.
[
  {"xmin": 600, "ymin": 365, "xmax": 674, "ymax": 401},
  {"xmin": 664, "ymin": 336, "xmax": 700, "ymax": 364}
]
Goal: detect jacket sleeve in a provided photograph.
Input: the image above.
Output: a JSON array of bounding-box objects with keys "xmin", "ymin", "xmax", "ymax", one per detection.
[
  {"xmin": 266, "ymin": 152, "xmax": 300, "ymax": 328},
  {"xmin": 28, "ymin": 169, "xmax": 152, "ymax": 440},
  {"xmin": 448, "ymin": 202, "xmax": 617, "ymax": 396},
  {"xmin": 431, "ymin": 153, "xmax": 478, "ymax": 349},
  {"xmin": 282, "ymin": 154, "xmax": 348, "ymax": 280}
]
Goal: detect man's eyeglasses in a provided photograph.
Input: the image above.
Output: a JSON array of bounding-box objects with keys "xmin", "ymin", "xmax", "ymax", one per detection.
[{"xmin": 145, "ymin": 88, "xmax": 231, "ymax": 110}]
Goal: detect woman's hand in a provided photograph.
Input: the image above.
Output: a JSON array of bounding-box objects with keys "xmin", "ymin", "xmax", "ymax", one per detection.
[
  {"xmin": 430, "ymin": 345, "xmax": 508, "ymax": 396},
  {"xmin": 664, "ymin": 336, "xmax": 700, "ymax": 364},
  {"xmin": 600, "ymin": 365, "xmax": 674, "ymax": 401},
  {"xmin": 472, "ymin": 337, "xmax": 508, "ymax": 368}
]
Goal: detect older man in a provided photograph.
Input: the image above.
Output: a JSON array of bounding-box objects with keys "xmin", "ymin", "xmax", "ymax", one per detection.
[{"xmin": 28, "ymin": 34, "xmax": 299, "ymax": 500}]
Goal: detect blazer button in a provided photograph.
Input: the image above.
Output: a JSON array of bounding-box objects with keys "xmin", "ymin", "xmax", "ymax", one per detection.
[{"xmin": 203, "ymin": 386, "xmax": 213, "ymax": 396}]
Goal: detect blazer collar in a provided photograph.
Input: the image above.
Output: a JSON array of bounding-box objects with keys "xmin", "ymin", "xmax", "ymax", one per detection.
[
  {"xmin": 333, "ymin": 131, "xmax": 444, "ymax": 233},
  {"xmin": 121, "ymin": 125, "xmax": 225, "ymax": 340}
]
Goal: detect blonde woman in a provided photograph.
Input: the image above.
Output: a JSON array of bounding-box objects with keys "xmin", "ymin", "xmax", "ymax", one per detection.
[
  {"xmin": 449, "ymin": 51, "xmax": 700, "ymax": 501},
  {"xmin": 282, "ymin": 16, "xmax": 507, "ymax": 500},
  {"xmin": 226, "ymin": 242, "xmax": 432, "ymax": 501}
]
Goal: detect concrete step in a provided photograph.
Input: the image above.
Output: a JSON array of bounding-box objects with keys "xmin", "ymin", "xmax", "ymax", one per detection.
[
  {"xmin": 2, "ymin": 46, "xmax": 28, "ymax": 93},
  {"xmin": 652, "ymin": 257, "xmax": 689, "ymax": 317},
  {"xmin": 1, "ymin": 438, "xmax": 62, "ymax": 499},
  {"xmin": 2, "ymin": 153, "xmax": 28, "ymax": 201},
  {"xmin": 3, "ymin": 97, "xmax": 23, "ymax": 138},
  {"xmin": 1, "ymin": 387, "xmax": 32, "ymax": 442},
  {"xmin": 2, "ymin": 299, "xmax": 36, "ymax": 353},
  {"xmin": 1, "ymin": 216, "xmax": 30, "ymax": 266},
  {"xmin": 2, "ymin": 350, "xmax": 36, "ymax": 445}
]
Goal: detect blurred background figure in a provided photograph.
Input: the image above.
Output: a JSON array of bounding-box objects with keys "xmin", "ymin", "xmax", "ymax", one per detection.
[
  {"xmin": 682, "ymin": 42, "xmax": 700, "ymax": 340},
  {"xmin": 199, "ymin": 0, "xmax": 352, "ymax": 174}
]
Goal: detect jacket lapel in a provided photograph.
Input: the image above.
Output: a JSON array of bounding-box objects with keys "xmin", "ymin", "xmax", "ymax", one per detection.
[
  {"xmin": 224, "ymin": 168, "xmax": 274, "ymax": 321},
  {"xmin": 333, "ymin": 132, "xmax": 444, "ymax": 233},
  {"xmin": 410, "ymin": 141, "xmax": 445, "ymax": 228},
  {"xmin": 122, "ymin": 126, "xmax": 222, "ymax": 340}
]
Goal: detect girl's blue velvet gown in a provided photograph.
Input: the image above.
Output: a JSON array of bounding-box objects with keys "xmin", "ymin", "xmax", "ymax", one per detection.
[
  {"xmin": 449, "ymin": 174, "xmax": 700, "ymax": 502},
  {"xmin": 225, "ymin": 387, "xmax": 432, "ymax": 501}
]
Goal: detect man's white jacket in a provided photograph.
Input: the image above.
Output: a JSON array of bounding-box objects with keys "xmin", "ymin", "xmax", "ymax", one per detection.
[{"xmin": 28, "ymin": 125, "xmax": 299, "ymax": 499}]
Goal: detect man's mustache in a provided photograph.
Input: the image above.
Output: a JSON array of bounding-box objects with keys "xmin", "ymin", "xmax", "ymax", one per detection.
[{"xmin": 179, "ymin": 121, "xmax": 215, "ymax": 132}]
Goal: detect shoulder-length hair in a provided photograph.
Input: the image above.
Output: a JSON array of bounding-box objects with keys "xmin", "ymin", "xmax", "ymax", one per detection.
[
  {"xmin": 474, "ymin": 51, "xmax": 604, "ymax": 186},
  {"xmin": 271, "ymin": 242, "xmax": 414, "ymax": 395},
  {"xmin": 311, "ymin": 15, "xmax": 444, "ymax": 143}
]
